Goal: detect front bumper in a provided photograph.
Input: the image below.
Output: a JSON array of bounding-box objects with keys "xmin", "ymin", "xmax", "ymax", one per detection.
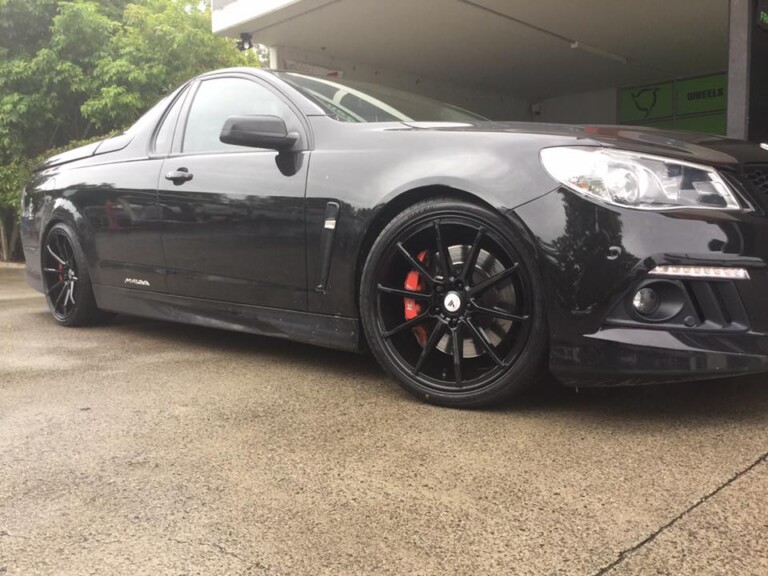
[
  {"xmin": 512, "ymin": 188, "xmax": 768, "ymax": 387},
  {"xmin": 551, "ymin": 329, "xmax": 768, "ymax": 386}
]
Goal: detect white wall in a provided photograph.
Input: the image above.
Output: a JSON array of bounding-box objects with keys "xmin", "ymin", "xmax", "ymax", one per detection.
[
  {"xmin": 534, "ymin": 88, "xmax": 618, "ymax": 125},
  {"xmin": 269, "ymin": 45, "xmax": 531, "ymax": 121}
]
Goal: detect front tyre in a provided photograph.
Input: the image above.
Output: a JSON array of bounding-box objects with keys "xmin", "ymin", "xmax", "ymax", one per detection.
[
  {"xmin": 360, "ymin": 199, "xmax": 547, "ymax": 408},
  {"xmin": 41, "ymin": 222, "xmax": 103, "ymax": 327}
]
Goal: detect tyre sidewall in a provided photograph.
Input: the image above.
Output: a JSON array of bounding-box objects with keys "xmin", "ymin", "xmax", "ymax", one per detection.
[
  {"xmin": 43, "ymin": 222, "xmax": 99, "ymax": 327},
  {"xmin": 360, "ymin": 199, "xmax": 547, "ymax": 408}
]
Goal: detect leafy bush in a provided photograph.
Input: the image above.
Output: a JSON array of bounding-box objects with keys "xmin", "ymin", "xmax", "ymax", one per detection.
[{"xmin": 0, "ymin": 0, "xmax": 257, "ymax": 261}]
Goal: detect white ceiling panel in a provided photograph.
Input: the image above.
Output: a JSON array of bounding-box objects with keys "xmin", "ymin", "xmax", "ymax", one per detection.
[{"xmin": 217, "ymin": 0, "xmax": 729, "ymax": 100}]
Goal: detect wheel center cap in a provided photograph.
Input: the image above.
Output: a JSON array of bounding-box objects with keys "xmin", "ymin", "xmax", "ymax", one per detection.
[{"xmin": 443, "ymin": 291, "xmax": 463, "ymax": 314}]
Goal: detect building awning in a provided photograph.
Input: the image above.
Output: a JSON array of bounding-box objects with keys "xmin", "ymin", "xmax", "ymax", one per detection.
[{"xmin": 212, "ymin": 0, "xmax": 728, "ymax": 102}]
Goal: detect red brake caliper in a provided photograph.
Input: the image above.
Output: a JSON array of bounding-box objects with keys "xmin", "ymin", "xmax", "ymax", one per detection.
[{"xmin": 404, "ymin": 250, "xmax": 430, "ymax": 347}]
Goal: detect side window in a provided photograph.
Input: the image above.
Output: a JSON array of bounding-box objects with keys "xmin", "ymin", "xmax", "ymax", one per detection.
[
  {"xmin": 153, "ymin": 88, "xmax": 188, "ymax": 155},
  {"xmin": 182, "ymin": 78, "xmax": 294, "ymax": 154}
]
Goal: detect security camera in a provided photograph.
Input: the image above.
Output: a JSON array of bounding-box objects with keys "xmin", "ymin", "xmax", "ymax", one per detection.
[{"xmin": 237, "ymin": 33, "xmax": 253, "ymax": 51}]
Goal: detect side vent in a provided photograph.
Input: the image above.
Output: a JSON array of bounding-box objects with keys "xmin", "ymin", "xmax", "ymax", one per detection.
[{"xmin": 315, "ymin": 201, "xmax": 340, "ymax": 293}]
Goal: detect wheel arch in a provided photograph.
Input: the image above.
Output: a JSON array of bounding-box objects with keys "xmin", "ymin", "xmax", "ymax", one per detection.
[
  {"xmin": 354, "ymin": 186, "xmax": 550, "ymax": 406},
  {"xmin": 354, "ymin": 184, "xmax": 537, "ymax": 308},
  {"xmin": 40, "ymin": 199, "xmax": 96, "ymax": 276}
]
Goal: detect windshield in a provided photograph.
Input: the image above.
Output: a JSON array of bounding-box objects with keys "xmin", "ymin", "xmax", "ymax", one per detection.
[{"xmin": 275, "ymin": 72, "xmax": 487, "ymax": 123}]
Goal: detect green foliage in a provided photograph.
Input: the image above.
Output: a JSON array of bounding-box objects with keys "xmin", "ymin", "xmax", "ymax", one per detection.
[
  {"xmin": 1, "ymin": 0, "xmax": 254, "ymax": 161},
  {"xmin": 0, "ymin": 133, "xmax": 109, "ymax": 214},
  {"xmin": 0, "ymin": 160, "xmax": 29, "ymax": 214},
  {"xmin": 82, "ymin": 0, "xmax": 254, "ymax": 130},
  {"xmin": 0, "ymin": 0, "xmax": 257, "ymax": 259},
  {"xmin": 0, "ymin": 0, "xmax": 58, "ymax": 59}
]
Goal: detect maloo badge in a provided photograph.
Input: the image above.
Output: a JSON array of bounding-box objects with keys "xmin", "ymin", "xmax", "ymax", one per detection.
[{"xmin": 124, "ymin": 278, "xmax": 150, "ymax": 287}]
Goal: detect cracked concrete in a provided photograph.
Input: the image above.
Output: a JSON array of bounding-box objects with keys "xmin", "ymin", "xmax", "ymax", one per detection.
[
  {"xmin": 592, "ymin": 452, "xmax": 768, "ymax": 576},
  {"xmin": 1, "ymin": 266, "xmax": 767, "ymax": 575}
]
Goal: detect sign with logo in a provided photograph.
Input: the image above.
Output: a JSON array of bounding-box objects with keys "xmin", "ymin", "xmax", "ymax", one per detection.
[
  {"xmin": 676, "ymin": 74, "xmax": 727, "ymax": 116},
  {"xmin": 759, "ymin": 0, "xmax": 768, "ymax": 31},
  {"xmin": 618, "ymin": 73, "xmax": 727, "ymax": 135},
  {"xmin": 618, "ymin": 82, "xmax": 674, "ymax": 123},
  {"xmin": 674, "ymin": 113, "xmax": 726, "ymax": 135}
]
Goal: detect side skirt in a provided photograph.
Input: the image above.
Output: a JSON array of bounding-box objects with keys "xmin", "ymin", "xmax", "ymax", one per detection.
[{"xmin": 93, "ymin": 285, "xmax": 362, "ymax": 353}]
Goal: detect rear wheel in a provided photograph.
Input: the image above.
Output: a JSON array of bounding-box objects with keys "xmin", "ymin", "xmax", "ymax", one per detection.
[
  {"xmin": 41, "ymin": 222, "xmax": 104, "ymax": 327},
  {"xmin": 360, "ymin": 199, "xmax": 547, "ymax": 407}
]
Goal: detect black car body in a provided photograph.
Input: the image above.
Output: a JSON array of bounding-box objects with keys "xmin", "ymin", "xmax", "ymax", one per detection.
[{"xmin": 20, "ymin": 67, "xmax": 768, "ymax": 406}]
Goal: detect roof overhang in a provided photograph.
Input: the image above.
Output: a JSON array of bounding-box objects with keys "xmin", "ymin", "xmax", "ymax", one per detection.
[{"xmin": 212, "ymin": 0, "xmax": 728, "ymax": 102}]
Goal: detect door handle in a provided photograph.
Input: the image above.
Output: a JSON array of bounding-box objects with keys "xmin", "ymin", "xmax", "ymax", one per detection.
[{"xmin": 165, "ymin": 168, "xmax": 193, "ymax": 185}]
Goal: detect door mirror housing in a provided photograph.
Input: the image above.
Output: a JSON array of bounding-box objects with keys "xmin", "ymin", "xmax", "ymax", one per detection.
[{"xmin": 219, "ymin": 115, "xmax": 299, "ymax": 151}]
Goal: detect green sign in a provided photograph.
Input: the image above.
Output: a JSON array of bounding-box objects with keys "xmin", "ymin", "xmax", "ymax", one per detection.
[
  {"xmin": 618, "ymin": 73, "xmax": 728, "ymax": 135},
  {"xmin": 674, "ymin": 113, "xmax": 727, "ymax": 135},
  {"xmin": 618, "ymin": 82, "xmax": 674, "ymax": 123},
  {"xmin": 676, "ymin": 74, "xmax": 726, "ymax": 116},
  {"xmin": 635, "ymin": 114, "xmax": 726, "ymax": 135},
  {"xmin": 640, "ymin": 118, "xmax": 676, "ymax": 130},
  {"xmin": 759, "ymin": 0, "xmax": 768, "ymax": 30}
]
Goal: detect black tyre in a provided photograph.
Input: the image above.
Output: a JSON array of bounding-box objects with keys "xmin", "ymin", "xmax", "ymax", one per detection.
[
  {"xmin": 360, "ymin": 198, "xmax": 547, "ymax": 407},
  {"xmin": 41, "ymin": 222, "xmax": 104, "ymax": 327}
]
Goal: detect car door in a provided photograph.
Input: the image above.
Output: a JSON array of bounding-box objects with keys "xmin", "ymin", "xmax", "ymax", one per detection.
[
  {"xmin": 74, "ymin": 86, "xmax": 190, "ymax": 293},
  {"xmin": 158, "ymin": 74, "xmax": 309, "ymax": 310}
]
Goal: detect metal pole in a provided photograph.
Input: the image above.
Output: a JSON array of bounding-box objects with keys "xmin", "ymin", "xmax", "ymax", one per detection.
[{"xmin": 727, "ymin": 0, "xmax": 753, "ymax": 140}]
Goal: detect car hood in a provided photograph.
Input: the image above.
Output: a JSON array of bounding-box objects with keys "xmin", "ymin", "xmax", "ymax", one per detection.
[{"xmin": 402, "ymin": 121, "xmax": 768, "ymax": 170}]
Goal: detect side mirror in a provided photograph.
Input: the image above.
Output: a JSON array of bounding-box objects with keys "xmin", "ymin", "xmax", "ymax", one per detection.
[{"xmin": 219, "ymin": 115, "xmax": 299, "ymax": 151}]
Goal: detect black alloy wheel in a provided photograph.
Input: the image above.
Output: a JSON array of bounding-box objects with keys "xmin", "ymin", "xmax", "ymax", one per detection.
[
  {"xmin": 361, "ymin": 199, "xmax": 546, "ymax": 407},
  {"xmin": 41, "ymin": 223, "xmax": 102, "ymax": 327}
]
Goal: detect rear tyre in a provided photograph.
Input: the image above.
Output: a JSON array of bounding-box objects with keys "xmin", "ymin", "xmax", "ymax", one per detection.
[
  {"xmin": 360, "ymin": 198, "xmax": 547, "ymax": 408},
  {"xmin": 41, "ymin": 222, "xmax": 104, "ymax": 327}
]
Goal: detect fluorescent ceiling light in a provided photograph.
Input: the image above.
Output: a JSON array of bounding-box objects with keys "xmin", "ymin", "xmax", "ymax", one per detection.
[{"xmin": 570, "ymin": 41, "xmax": 627, "ymax": 65}]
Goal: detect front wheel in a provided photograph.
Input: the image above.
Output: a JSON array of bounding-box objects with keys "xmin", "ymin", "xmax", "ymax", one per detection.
[{"xmin": 360, "ymin": 199, "xmax": 547, "ymax": 408}]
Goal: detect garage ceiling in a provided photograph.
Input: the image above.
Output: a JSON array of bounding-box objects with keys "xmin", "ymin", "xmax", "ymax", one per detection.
[{"xmin": 214, "ymin": 0, "xmax": 729, "ymax": 100}]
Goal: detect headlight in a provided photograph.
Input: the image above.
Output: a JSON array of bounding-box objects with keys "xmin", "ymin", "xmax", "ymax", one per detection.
[{"xmin": 540, "ymin": 147, "xmax": 741, "ymax": 210}]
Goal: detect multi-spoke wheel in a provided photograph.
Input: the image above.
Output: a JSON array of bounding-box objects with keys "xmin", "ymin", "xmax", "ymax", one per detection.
[
  {"xmin": 360, "ymin": 199, "xmax": 546, "ymax": 407},
  {"xmin": 41, "ymin": 223, "xmax": 103, "ymax": 327}
]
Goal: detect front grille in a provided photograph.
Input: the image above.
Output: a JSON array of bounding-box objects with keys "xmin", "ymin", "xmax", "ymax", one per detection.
[{"xmin": 743, "ymin": 164, "xmax": 768, "ymax": 195}]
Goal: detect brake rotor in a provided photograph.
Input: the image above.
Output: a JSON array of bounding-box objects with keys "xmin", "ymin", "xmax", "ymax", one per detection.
[{"xmin": 436, "ymin": 245, "xmax": 516, "ymax": 358}]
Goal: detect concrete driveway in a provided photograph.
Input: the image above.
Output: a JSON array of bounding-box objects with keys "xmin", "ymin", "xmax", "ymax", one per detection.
[{"xmin": 1, "ymin": 265, "xmax": 766, "ymax": 576}]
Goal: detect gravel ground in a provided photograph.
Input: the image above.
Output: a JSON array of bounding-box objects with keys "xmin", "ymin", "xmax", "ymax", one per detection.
[{"xmin": 1, "ymin": 266, "xmax": 766, "ymax": 576}]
